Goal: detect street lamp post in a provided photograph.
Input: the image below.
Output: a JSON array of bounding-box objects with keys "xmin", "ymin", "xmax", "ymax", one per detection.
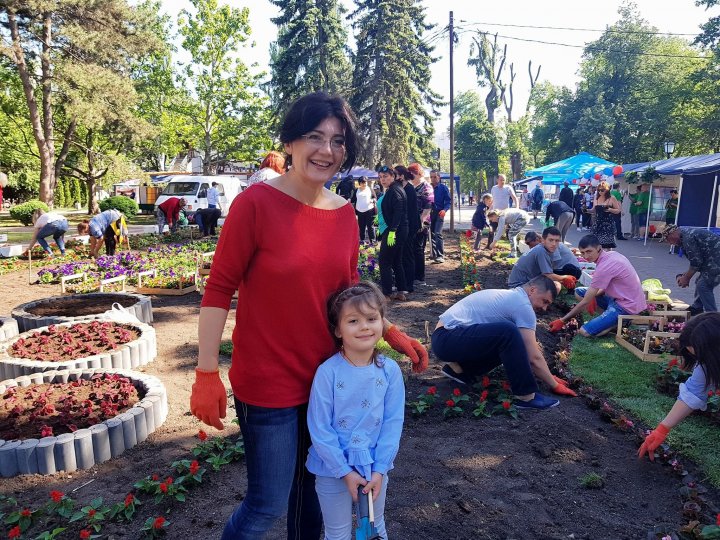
[{"xmin": 663, "ymin": 140, "xmax": 676, "ymax": 160}]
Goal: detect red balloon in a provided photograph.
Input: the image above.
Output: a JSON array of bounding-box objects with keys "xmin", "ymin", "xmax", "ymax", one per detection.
[
  {"xmin": 594, "ymin": 173, "xmax": 601, "ymax": 180},
  {"xmin": 649, "ymin": 225, "xmax": 657, "ymax": 235},
  {"xmin": 572, "ymin": 179, "xmax": 578, "ymax": 184},
  {"xmin": 612, "ymin": 165, "xmax": 623, "ymax": 175}
]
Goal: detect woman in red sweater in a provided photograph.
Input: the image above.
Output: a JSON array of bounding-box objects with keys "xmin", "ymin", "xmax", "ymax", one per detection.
[{"xmin": 190, "ymin": 92, "xmax": 428, "ymax": 539}]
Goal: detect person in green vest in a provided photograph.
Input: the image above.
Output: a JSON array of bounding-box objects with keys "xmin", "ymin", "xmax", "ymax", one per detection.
[
  {"xmin": 633, "ymin": 184, "xmax": 650, "ymax": 240},
  {"xmin": 629, "ymin": 185, "xmax": 640, "ymax": 239},
  {"xmin": 610, "ymin": 182, "xmax": 626, "ymax": 240},
  {"xmin": 665, "ymin": 190, "xmax": 679, "ymax": 227}
]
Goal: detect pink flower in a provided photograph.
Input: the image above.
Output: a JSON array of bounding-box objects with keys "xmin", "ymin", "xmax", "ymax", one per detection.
[{"xmin": 41, "ymin": 425, "xmax": 53, "ymax": 438}]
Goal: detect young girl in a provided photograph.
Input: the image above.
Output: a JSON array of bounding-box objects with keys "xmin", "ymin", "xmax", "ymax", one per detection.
[
  {"xmin": 638, "ymin": 312, "xmax": 720, "ymax": 461},
  {"xmin": 306, "ymin": 282, "xmax": 405, "ymax": 539}
]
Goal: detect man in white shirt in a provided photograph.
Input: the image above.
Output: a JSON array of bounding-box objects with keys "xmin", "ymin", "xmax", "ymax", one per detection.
[
  {"xmin": 489, "ymin": 174, "xmax": 518, "ymax": 211},
  {"xmin": 207, "ymin": 182, "xmax": 220, "ymax": 209}
]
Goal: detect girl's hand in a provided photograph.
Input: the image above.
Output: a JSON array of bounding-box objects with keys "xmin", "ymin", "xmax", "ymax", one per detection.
[
  {"xmin": 363, "ymin": 472, "xmax": 384, "ymax": 502},
  {"xmin": 343, "ymin": 471, "xmax": 367, "ymax": 502}
]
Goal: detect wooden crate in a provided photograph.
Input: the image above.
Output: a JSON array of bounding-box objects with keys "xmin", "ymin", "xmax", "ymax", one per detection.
[
  {"xmin": 197, "ymin": 251, "xmax": 215, "ymax": 276},
  {"xmin": 135, "ymin": 270, "xmax": 197, "ymax": 296},
  {"xmin": 649, "ymin": 310, "xmax": 689, "ymax": 322},
  {"xmin": 615, "ymin": 315, "xmax": 680, "ymax": 362}
]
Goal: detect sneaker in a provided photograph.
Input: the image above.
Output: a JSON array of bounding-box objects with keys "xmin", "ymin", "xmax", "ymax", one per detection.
[
  {"xmin": 441, "ymin": 364, "xmax": 475, "ymax": 386},
  {"xmin": 576, "ymin": 227, "xmax": 582, "ymax": 232},
  {"xmin": 434, "ymin": 257, "xmax": 445, "ymax": 264},
  {"xmin": 514, "ymin": 393, "xmax": 560, "ymax": 411}
]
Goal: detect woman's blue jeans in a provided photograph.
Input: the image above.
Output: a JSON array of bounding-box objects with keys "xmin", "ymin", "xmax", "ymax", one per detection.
[
  {"xmin": 221, "ymin": 399, "xmax": 322, "ymax": 540},
  {"xmin": 36, "ymin": 219, "xmax": 68, "ymax": 254}
]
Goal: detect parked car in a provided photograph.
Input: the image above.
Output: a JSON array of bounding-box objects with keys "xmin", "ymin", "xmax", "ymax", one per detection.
[{"xmin": 154, "ymin": 175, "xmax": 247, "ymax": 217}]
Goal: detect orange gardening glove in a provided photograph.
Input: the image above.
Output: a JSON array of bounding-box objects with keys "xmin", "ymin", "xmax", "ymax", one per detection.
[
  {"xmin": 383, "ymin": 325, "xmax": 429, "ymax": 373},
  {"xmin": 552, "ymin": 375, "xmax": 570, "ymax": 386},
  {"xmin": 637, "ymin": 424, "xmax": 670, "ymax": 461},
  {"xmin": 190, "ymin": 368, "xmax": 227, "ymax": 430},
  {"xmin": 561, "ymin": 276, "xmax": 577, "ymax": 290},
  {"xmin": 585, "ymin": 297, "xmax": 598, "ymax": 316},
  {"xmin": 438, "ymin": 210, "xmax": 446, "ymax": 219},
  {"xmin": 549, "ymin": 319, "xmax": 565, "ymax": 333},
  {"xmin": 552, "ymin": 382, "xmax": 577, "ymax": 397}
]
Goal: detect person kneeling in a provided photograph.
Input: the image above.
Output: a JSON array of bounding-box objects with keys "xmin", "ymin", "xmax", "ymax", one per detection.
[
  {"xmin": 508, "ymin": 227, "xmax": 576, "ymax": 291},
  {"xmin": 432, "ymin": 275, "xmax": 576, "ymax": 411}
]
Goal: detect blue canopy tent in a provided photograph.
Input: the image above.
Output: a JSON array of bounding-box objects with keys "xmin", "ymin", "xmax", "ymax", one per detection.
[{"xmin": 523, "ymin": 152, "xmax": 618, "ymax": 186}]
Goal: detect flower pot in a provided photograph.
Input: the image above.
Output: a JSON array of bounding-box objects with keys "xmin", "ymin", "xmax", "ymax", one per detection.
[
  {"xmin": 0, "ymin": 320, "xmax": 157, "ymax": 380},
  {"xmin": 12, "ymin": 292, "xmax": 153, "ymax": 332},
  {"xmin": 0, "ymin": 368, "xmax": 168, "ymax": 476}
]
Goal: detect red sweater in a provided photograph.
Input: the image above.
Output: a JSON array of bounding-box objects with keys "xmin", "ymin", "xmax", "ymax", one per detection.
[
  {"xmin": 159, "ymin": 197, "xmax": 183, "ymax": 226},
  {"xmin": 201, "ymin": 183, "xmax": 360, "ymax": 407}
]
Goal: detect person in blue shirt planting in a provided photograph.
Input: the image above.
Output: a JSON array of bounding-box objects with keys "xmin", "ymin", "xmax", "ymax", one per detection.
[
  {"xmin": 306, "ymin": 282, "xmax": 404, "ymax": 539},
  {"xmin": 638, "ymin": 312, "xmax": 720, "ymax": 461}
]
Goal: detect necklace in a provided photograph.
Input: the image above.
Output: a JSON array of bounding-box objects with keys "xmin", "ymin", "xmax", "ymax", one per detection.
[{"xmin": 340, "ymin": 349, "xmax": 372, "ymax": 368}]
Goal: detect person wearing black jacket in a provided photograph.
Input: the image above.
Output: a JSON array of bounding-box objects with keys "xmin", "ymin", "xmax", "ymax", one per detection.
[
  {"xmin": 544, "ymin": 200, "xmax": 575, "ymax": 242},
  {"xmin": 559, "ymin": 182, "xmax": 574, "ymax": 208},
  {"xmin": 377, "ymin": 166, "xmax": 409, "ymax": 300},
  {"xmin": 573, "ymin": 187, "xmax": 585, "ymax": 230},
  {"xmin": 471, "ymin": 193, "xmax": 493, "ymax": 250},
  {"xmin": 334, "ymin": 175, "xmax": 355, "ymax": 200},
  {"xmin": 396, "ymin": 165, "xmax": 419, "ymax": 294}
]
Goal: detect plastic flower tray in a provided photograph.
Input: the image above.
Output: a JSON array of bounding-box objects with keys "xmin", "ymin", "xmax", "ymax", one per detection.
[
  {"xmin": 0, "ymin": 321, "xmax": 157, "ymax": 380},
  {"xmin": 0, "ymin": 368, "xmax": 168, "ymax": 477}
]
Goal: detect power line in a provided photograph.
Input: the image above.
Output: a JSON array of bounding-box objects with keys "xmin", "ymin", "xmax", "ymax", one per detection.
[
  {"xmin": 454, "ymin": 27, "xmax": 712, "ymax": 61},
  {"xmin": 456, "ymin": 19, "xmax": 700, "ymax": 37}
]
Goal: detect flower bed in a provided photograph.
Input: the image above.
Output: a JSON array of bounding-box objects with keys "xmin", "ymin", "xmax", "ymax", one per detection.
[
  {"xmin": 12, "ymin": 292, "xmax": 153, "ymax": 332},
  {"xmin": 0, "ymin": 321, "xmax": 157, "ymax": 380},
  {"xmin": 459, "ymin": 234, "xmax": 483, "ymax": 294},
  {"xmin": 358, "ymin": 244, "xmax": 379, "ymax": 282},
  {"xmin": 0, "ymin": 316, "xmax": 19, "ymax": 342},
  {"xmin": 0, "ymin": 368, "xmax": 168, "ymax": 476},
  {"xmin": 135, "ymin": 270, "xmax": 197, "ymax": 296}
]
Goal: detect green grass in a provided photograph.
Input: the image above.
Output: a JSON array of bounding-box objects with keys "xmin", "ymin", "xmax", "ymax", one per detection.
[{"xmin": 570, "ymin": 335, "xmax": 720, "ymax": 486}]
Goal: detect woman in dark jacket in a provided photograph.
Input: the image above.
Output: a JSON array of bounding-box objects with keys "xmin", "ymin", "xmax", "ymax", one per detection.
[
  {"xmin": 377, "ymin": 165, "xmax": 409, "ymax": 300},
  {"xmin": 396, "ymin": 165, "xmax": 418, "ymax": 295}
]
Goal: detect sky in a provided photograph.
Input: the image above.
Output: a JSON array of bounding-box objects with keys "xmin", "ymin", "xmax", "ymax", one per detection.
[{"xmin": 160, "ymin": 0, "xmax": 717, "ymax": 148}]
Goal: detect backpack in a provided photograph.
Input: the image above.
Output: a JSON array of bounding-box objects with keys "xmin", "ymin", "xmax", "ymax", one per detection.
[{"xmin": 532, "ymin": 187, "xmax": 544, "ymax": 204}]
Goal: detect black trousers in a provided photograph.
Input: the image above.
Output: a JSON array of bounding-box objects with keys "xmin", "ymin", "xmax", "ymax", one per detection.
[
  {"xmin": 614, "ymin": 212, "xmax": 624, "ymax": 239},
  {"xmin": 402, "ymin": 231, "xmax": 416, "ymax": 293},
  {"xmin": 554, "ymin": 263, "xmax": 582, "ymax": 279},
  {"xmin": 379, "ymin": 228, "xmax": 408, "ymax": 295},
  {"xmin": 413, "ymin": 228, "xmax": 429, "ymax": 281},
  {"xmin": 356, "ymin": 210, "xmax": 376, "ymax": 243}
]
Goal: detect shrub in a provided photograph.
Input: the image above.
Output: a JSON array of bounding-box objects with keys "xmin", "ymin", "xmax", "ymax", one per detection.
[
  {"xmin": 10, "ymin": 200, "xmax": 50, "ymax": 225},
  {"xmin": 54, "ymin": 180, "xmax": 66, "ymax": 208},
  {"xmin": 99, "ymin": 195, "xmax": 139, "ymax": 216},
  {"xmin": 579, "ymin": 472, "xmax": 605, "ymax": 489}
]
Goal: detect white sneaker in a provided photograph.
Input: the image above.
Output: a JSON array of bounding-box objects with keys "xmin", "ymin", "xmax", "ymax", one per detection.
[{"xmin": 576, "ymin": 227, "xmax": 581, "ymax": 232}]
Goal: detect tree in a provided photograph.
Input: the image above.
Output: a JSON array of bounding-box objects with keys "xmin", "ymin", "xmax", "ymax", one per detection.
[
  {"xmin": 268, "ymin": 0, "xmax": 350, "ymax": 116},
  {"xmin": 468, "ymin": 33, "xmax": 507, "ymax": 124},
  {"xmin": 695, "ymin": 0, "xmax": 720, "ymax": 51},
  {"xmin": 177, "ymin": 0, "xmax": 272, "ymax": 174},
  {"xmin": 349, "ymin": 0, "xmax": 441, "ymax": 166},
  {"xmin": 0, "ymin": 0, "xmax": 160, "ymax": 204}
]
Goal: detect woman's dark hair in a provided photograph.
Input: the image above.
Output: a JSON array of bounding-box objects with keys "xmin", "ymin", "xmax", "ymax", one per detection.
[
  {"xmin": 279, "ymin": 92, "xmax": 358, "ymax": 172},
  {"xmin": 326, "ymin": 281, "xmax": 386, "ymax": 367},
  {"xmin": 394, "ymin": 165, "xmax": 413, "ymax": 183},
  {"xmin": 77, "ymin": 220, "xmax": 90, "ymax": 235},
  {"xmin": 680, "ymin": 312, "xmax": 720, "ymax": 388}
]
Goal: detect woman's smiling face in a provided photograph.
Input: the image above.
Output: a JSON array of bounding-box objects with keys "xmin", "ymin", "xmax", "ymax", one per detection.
[{"xmin": 283, "ymin": 117, "xmax": 345, "ymax": 184}]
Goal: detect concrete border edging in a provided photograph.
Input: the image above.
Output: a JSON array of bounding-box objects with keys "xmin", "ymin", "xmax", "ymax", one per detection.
[{"xmin": 0, "ymin": 317, "xmax": 19, "ymax": 341}]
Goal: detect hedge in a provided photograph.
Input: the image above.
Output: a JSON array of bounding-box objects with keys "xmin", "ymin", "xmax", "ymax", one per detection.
[
  {"xmin": 9, "ymin": 200, "xmax": 50, "ymax": 226},
  {"xmin": 99, "ymin": 196, "xmax": 139, "ymax": 216}
]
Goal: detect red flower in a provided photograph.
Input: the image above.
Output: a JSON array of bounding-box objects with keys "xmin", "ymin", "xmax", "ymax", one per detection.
[
  {"xmin": 709, "ymin": 391, "xmax": 714, "ymax": 397},
  {"xmin": 80, "ymin": 529, "xmax": 92, "ymax": 539},
  {"xmin": 198, "ymin": 430, "xmax": 208, "ymax": 441},
  {"xmin": 502, "ymin": 401, "xmax": 511, "ymax": 410},
  {"xmin": 124, "ymin": 493, "xmax": 134, "ymax": 507},
  {"xmin": 165, "ymin": 477, "xmax": 173, "ymax": 485},
  {"xmin": 8, "ymin": 526, "xmax": 21, "ymax": 539},
  {"xmin": 159, "ymin": 482, "xmax": 168, "ymax": 493},
  {"xmin": 20, "ymin": 509, "xmax": 31, "ymax": 517},
  {"xmin": 452, "ymin": 388, "xmax": 462, "ymax": 397},
  {"xmin": 464, "ymin": 230, "xmax": 473, "ymax": 238},
  {"xmin": 668, "ymin": 358, "xmax": 678, "ymax": 367},
  {"xmin": 189, "ymin": 460, "xmax": 200, "ymax": 475},
  {"xmin": 481, "ymin": 376, "xmax": 490, "ymax": 388},
  {"xmin": 501, "ymin": 381, "xmax": 511, "ymax": 391},
  {"xmin": 445, "ymin": 399, "xmax": 455, "ymax": 407},
  {"xmin": 87, "ymin": 509, "xmax": 96, "ymax": 518},
  {"xmin": 426, "ymin": 386, "xmax": 437, "ymax": 395},
  {"xmin": 716, "ymin": 513, "xmax": 720, "ymax": 526},
  {"xmin": 50, "ymin": 490, "xmax": 64, "ymax": 503},
  {"xmin": 153, "ymin": 517, "xmax": 166, "ymax": 529},
  {"xmin": 151, "ymin": 474, "xmax": 159, "ymax": 481},
  {"xmin": 480, "ymin": 390, "xmax": 489, "ymax": 402}
]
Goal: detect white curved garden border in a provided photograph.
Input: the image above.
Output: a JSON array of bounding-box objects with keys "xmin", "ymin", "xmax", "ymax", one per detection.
[
  {"xmin": 0, "ymin": 316, "xmax": 19, "ymax": 341},
  {"xmin": 0, "ymin": 368, "xmax": 168, "ymax": 477},
  {"xmin": 0, "ymin": 321, "xmax": 157, "ymax": 380},
  {"xmin": 12, "ymin": 292, "xmax": 153, "ymax": 332}
]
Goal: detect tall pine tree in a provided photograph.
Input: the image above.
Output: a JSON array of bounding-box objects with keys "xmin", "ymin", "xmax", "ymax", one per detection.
[
  {"xmin": 269, "ymin": 0, "xmax": 350, "ymax": 115},
  {"xmin": 349, "ymin": 0, "xmax": 441, "ymax": 166}
]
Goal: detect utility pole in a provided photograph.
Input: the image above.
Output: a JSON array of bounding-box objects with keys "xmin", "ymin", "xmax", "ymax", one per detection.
[{"xmin": 449, "ymin": 10, "xmax": 455, "ymax": 232}]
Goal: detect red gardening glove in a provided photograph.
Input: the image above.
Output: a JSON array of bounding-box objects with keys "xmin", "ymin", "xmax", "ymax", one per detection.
[
  {"xmin": 549, "ymin": 319, "xmax": 565, "ymax": 333},
  {"xmin": 383, "ymin": 325, "xmax": 429, "ymax": 373},
  {"xmin": 638, "ymin": 424, "xmax": 670, "ymax": 461},
  {"xmin": 561, "ymin": 276, "xmax": 577, "ymax": 290},
  {"xmin": 552, "ymin": 382, "xmax": 577, "ymax": 397},
  {"xmin": 438, "ymin": 210, "xmax": 446, "ymax": 219},
  {"xmin": 552, "ymin": 375, "xmax": 570, "ymax": 386},
  {"xmin": 585, "ymin": 297, "xmax": 598, "ymax": 316},
  {"xmin": 190, "ymin": 368, "xmax": 227, "ymax": 430}
]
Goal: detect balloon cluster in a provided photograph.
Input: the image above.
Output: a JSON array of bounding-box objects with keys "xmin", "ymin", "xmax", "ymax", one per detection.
[{"xmin": 577, "ymin": 165, "xmax": 623, "ymax": 184}]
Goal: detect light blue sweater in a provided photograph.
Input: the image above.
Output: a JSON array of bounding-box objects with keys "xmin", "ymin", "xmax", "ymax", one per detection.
[{"xmin": 306, "ymin": 352, "xmax": 405, "ymax": 481}]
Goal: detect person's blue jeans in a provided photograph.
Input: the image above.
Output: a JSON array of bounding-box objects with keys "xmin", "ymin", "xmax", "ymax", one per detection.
[
  {"xmin": 36, "ymin": 219, "xmax": 68, "ymax": 254},
  {"xmin": 575, "ymin": 287, "xmax": 630, "ymax": 335},
  {"xmin": 691, "ymin": 272, "xmax": 720, "ymax": 312},
  {"xmin": 431, "ymin": 322, "xmax": 539, "ymax": 396},
  {"xmin": 430, "ymin": 210, "xmax": 445, "ymax": 259},
  {"xmin": 221, "ymin": 400, "xmax": 322, "ymax": 540}
]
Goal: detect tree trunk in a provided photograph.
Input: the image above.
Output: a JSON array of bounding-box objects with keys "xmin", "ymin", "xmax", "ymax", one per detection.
[
  {"xmin": 510, "ymin": 151, "xmax": 522, "ymax": 180},
  {"xmin": 86, "ymin": 176, "xmax": 97, "ymax": 215}
]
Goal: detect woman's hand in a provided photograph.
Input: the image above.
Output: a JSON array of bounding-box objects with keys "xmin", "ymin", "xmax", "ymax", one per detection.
[
  {"xmin": 638, "ymin": 424, "xmax": 670, "ymax": 461},
  {"xmin": 190, "ymin": 369, "xmax": 227, "ymax": 430},
  {"xmin": 363, "ymin": 472, "xmax": 384, "ymax": 502},
  {"xmin": 383, "ymin": 325, "xmax": 429, "ymax": 372},
  {"xmin": 343, "ymin": 471, "xmax": 367, "ymax": 502}
]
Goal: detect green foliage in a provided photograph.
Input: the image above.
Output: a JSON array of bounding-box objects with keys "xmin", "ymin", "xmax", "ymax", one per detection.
[
  {"xmin": 625, "ymin": 167, "xmax": 661, "ymax": 184},
  {"xmin": 99, "ymin": 196, "xmax": 139, "ymax": 216},
  {"xmin": 578, "ymin": 472, "xmax": 605, "ymax": 489},
  {"xmin": 54, "ymin": 180, "xmax": 66, "ymax": 208},
  {"xmin": 9, "ymin": 200, "xmax": 50, "ymax": 225},
  {"xmin": 570, "ymin": 335, "xmax": 720, "ymax": 486},
  {"xmin": 63, "ymin": 179, "xmax": 72, "ymax": 207},
  {"xmin": 71, "ymin": 178, "xmax": 82, "ymax": 205}
]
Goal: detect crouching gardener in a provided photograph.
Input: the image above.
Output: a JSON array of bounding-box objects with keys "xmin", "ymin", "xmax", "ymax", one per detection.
[
  {"xmin": 432, "ymin": 275, "xmax": 576, "ymax": 411},
  {"xmin": 508, "ymin": 227, "xmax": 577, "ymax": 290},
  {"xmin": 550, "ymin": 234, "xmax": 646, "ymax": 337}
]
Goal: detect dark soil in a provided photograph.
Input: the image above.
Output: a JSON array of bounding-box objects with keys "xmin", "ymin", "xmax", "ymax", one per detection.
[
  {"xmin": 10, "ymin": 322, "xmax": 139, "ymax": 361},
  {"xmin": 0, "ymin": 236, "xmax": 719, "ymax": 539},
  {"xmin": 25, "ymin": 294, "xmax": 139, "ymax": 317},
  {"xmin": 0, "ymin": 374, "xmax": 140, "ymax": 440}
]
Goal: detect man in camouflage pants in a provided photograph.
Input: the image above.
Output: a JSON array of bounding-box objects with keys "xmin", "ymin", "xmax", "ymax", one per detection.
[{"xmin": 664, "ymin": 226, "xmax": 720, "ymax": 314}]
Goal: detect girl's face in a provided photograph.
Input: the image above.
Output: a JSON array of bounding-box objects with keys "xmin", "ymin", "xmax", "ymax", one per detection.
[
  {"xmin": 335, "ymin": 302, "xmax": 384, "ymax": 360},
  {"xmin": 283, "ymin": 116, "xmax": 345, "ymax": 185}
]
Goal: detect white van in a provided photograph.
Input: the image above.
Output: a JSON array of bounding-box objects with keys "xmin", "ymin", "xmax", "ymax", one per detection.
[{"xmin": 154, "ymin": 175, "xmax": 248, "ymax": 217}]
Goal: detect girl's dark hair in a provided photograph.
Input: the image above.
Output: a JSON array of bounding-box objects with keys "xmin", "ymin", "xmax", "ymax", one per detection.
[
  {"xmin": 279, "ymin": 92, "xmax": 359, "ymax": 173},
  {"xmin": 77, "ymin": 220, "xmax": 90, "ymax": 235},
  {"xmin": 326, "ymin": 281, "xmax": 387, "ymax": 367},
  {"xmin": 680, "ymin": 312, "xmax": 720, "ymax": 388},
  {"xmin": 394, "ymin": 165, "xmax": 413, "ymax": 182}
]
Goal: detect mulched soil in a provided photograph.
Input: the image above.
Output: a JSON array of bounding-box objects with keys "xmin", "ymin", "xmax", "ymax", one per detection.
[
  {"xmin": 23, "ymin": 294, "xmax": 139, "ymax": 317},
  {"xmin": 0, "ymin": 236, "xmax": 719, "ymax": 539}
]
